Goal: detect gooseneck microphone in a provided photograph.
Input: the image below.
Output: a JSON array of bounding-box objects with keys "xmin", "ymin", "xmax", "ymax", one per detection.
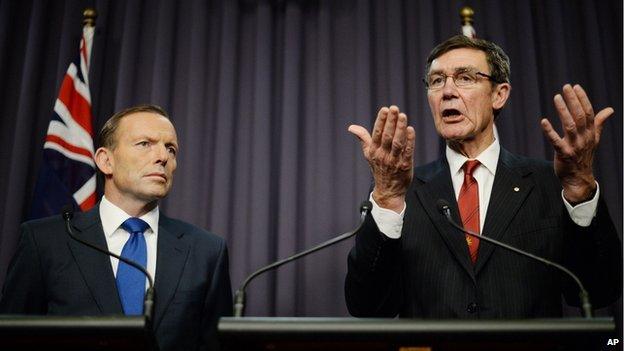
[
  {"xmin": 61, "ymin": 206, "xmax": 156, "ymax": 323},
  {"xmin": 233, "ymin": 200, "xmax": 372, "ymax": 317},
  {"xmin": 435, "ymin": 199, "xmax": 593, "ymax": 318}
]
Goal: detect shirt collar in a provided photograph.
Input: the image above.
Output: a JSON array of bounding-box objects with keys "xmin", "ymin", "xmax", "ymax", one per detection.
[
  {"xmin": 99, "ymin": 195, "xmax": 159, "ymax": 237},
  {"xmin": 446, "ymin": 138, "xmax": 500, "ymax": 177}
]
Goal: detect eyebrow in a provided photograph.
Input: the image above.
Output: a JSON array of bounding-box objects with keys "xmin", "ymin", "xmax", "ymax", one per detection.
[
  {"xmin": 429, "ymin": 66, "xmax": 480, "ymax": 75},
  {"xmin": 134, "ymin": 135, "xmax": 179, "ymax": 149}
]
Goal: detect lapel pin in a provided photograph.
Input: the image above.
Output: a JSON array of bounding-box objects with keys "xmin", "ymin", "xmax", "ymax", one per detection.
[{"xmin": 513, "ymin": 187, "xmax": 520, "ymax": 192}]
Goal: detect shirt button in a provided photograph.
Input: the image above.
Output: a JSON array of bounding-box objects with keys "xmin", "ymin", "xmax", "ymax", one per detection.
[{"xmin": 467, "ymin": 302, "xmax": 478, "ymax": 313}]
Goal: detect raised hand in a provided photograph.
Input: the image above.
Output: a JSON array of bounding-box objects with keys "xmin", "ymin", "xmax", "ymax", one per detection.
[
  {"xmin": 348, "ymin": 106, "xmax": 416, "ymax": 213},
  {"xmin": 540, "ymin": 84, "xmax": 614, "ymax": 204}
]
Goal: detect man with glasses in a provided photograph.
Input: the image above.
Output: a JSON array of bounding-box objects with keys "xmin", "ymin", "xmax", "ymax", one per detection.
[{"xmin": 345, "ymin": 35, "xmax": 621, "ymax": 318}]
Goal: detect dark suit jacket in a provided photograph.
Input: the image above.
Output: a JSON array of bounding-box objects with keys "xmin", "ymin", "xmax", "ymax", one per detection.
[
  {"xmin": 345, "ymin": 148, "xmax": 622, "ymax": 318},
  {"xmin": 0, "ymin": 205, "xmax": 233, "ymax": 351}
]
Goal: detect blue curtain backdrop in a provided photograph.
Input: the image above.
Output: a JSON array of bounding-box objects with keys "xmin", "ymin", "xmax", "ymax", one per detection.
[{"xmin": 0, "ymin": 0, "xmax": 621, "ymax": 320}]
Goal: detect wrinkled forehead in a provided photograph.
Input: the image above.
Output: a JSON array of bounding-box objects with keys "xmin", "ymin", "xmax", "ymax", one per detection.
[
  {"xmin": 117, "ymin": 112, "xmax": 178, "ymax": 141},
  {"xmin": 429, "ymin": 48, "xmax": 489, "ymax": 74}
]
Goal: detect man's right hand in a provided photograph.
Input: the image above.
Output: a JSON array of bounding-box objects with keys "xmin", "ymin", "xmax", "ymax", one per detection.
[{"xmin": 348, "ymin": 105, "xmax": 416, "ymax": 213}]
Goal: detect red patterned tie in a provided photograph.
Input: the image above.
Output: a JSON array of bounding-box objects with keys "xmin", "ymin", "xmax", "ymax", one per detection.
[{"xmin": 458, "ymin": 160, "xmax": 480, "ymax": 264}]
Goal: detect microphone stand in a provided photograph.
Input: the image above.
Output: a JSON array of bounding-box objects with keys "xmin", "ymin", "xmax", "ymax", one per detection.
[
  {"xmin": 233, "ymin": 201, "xmax": 372, "ymax": 317},
  {"xmin": 62, "ymin": 208, "xmax": 157, "ymax": 323},
  {"xmin": 436, "ymin": 199, "xmax": 593, "ymax": 318}
]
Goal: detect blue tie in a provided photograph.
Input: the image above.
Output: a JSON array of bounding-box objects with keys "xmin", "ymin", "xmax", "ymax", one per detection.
[{"xmin": 116, "ymin": 217, "xmax": 149, "ymax": 315}]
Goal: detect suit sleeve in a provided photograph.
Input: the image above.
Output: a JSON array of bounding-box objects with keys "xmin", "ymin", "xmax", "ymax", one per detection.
[
  {"xmin": 561, "ymin": 195, "xmax": 622, "ymax": 309},
  {"xmin": 345, "ymin": 212, "xmax": 403, "ymax": 317},
  {"xmin": 0, "ymin": 223, "xmax": 47, "ymax": 314},
  {"xmin": 200, "ymin": 239, "xmax": 233, "ymax": 351}
]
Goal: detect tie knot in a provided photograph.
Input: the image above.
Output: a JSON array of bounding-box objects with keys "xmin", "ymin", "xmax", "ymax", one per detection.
[
  {"xmin": 463, "ymin": 160, "xmax": 480, "ymax": 176},
  {"xmin": 121, "ymin": 217, "xmax": 149, "ymax": 234}
]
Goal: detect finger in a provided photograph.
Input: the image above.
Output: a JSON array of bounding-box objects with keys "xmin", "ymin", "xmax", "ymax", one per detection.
[
  {"xmin": 371, "ymin": 107, "xmax": 389, "ymax": 147},
  {"xmin": 561, "ymin": 84, "xmax": 586, "ymax": 130},
  {"xmin": 554, "ymin": 93, "xmax": 577, "ymax": 140},
  {"xmin": 381, "ymin": 105, "xmax": 400, "ymax": 150},
  {"xmin": 348, "ymin": 124, "xmax": 372, "ymax": 147},
  {"xmin": 593, "ymin": 107, "xmax": 614, "ymax": 143},
  {"xmin": 572, "ymin": 84, "xmax": 595, "ymax": 128},
  {"xmin": 391, "ymin": 112, "xmax": 408, "ymax": 157},
  {"xmin": 402, "ymin": 126, "xmax": 416, "ymax": 166},
  {"xmin": 540, "ymin": 118, "xmax": 566, "ymax": 154}
]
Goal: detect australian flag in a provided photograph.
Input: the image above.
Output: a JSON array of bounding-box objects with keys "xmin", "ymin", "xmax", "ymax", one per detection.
[{"xmin": 30, "ymin": 23, "xmax": 96, "ymax": 219}]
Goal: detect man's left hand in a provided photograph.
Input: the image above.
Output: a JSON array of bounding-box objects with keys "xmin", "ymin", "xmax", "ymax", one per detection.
[{"xmin": 540, "ymin": 84, "xmax": 613, "ymax": 204}]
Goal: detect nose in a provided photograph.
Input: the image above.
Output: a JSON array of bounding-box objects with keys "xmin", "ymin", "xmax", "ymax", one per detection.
[
  {"xmin": 154, "ymin": 143, "xmax": 169, "ymax": 165},
  {"xmin": 441, "ymin": 76, "xmax": 459, "ymax": 99}
]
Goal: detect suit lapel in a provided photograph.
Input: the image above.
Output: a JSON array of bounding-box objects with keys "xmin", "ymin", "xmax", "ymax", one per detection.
[
  {"xmin": 474, "ymin": 148, "xmax": 534, "ymax": 274},
  {"xmin": 153, "ymin": 216, "xmax": 190, "ymax": 330},
  {"xmin": 67, "ymin": 206, "xmax": 123, "ymax": 314},
  {"xmin": 414, "ymin": 159, "xmax": 476, "ymax": 280}
]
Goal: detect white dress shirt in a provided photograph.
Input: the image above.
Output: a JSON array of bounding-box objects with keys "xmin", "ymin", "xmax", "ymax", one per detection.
[
  {"xmin": 99, "ymin": 196, "xmax": 158, "ymax": 287},
  {"xmin": 371, "ymin": 139, "xmax": 600, "ymax": 238}
]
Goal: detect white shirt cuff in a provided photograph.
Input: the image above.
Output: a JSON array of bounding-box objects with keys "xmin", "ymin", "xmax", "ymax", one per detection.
[
  {"xmin": 561, "ymin": 182, "xmax": 599, "ymax": 227},
  {"xmin": 369, "ymin": 193, "xmax": 405, "ymax": 239}
]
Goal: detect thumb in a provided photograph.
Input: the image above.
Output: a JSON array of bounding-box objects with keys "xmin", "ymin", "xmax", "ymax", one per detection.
[
  {"xmin": 348, "ymin": 124, "xmax": 372, "ymax": 149},
  {"xmin": 594, "ymin": 107, "xmax": 614, "ymax": 143}
]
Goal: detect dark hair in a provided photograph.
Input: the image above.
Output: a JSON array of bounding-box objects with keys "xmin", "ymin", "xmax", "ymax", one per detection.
[
  {"xmin": 98, "ymin": 104, "xmax": 170, "ymax": 149},
  {"xmin": 425, "ymin": 35, "xmax": 511, "ymax": 85}
]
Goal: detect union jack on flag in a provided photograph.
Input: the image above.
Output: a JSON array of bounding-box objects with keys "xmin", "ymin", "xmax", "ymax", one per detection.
[{"xmin": 30, "ymin": 23, "xmax": 96, "ymax": 219}]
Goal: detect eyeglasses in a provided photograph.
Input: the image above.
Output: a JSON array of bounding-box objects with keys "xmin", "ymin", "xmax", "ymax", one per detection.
[{"xmin": 423, "ymin": 70, "xmax": 499, "ymax": 90}]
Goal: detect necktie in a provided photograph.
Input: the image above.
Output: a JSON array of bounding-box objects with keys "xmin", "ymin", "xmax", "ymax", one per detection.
[
  {"xmin": 458, "ymin": 160, "xmax": 480, "ymax": 264},
  {"xmin": 116, "ymin": 217, "xmax": 149, "ymax": 315}
]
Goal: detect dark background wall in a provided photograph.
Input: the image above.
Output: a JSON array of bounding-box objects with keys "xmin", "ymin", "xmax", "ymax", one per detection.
[{"xmin": 0, "ymin": 0, "xmax": 621, "ymax": 318}]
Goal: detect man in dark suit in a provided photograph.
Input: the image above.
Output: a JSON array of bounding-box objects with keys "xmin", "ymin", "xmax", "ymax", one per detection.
[
  {"xmin": 0, "ymin": 105, "xmax": 232, "ymax": 350},
  {"xmin": 345, "ymin": 35, "xmax": 621, "ymax": 318}
]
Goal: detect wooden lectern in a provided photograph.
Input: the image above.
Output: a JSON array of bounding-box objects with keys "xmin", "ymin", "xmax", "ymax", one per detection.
[
  {"xmin": 0, "ymin": 315, "xmax": 157, "ymax": 350},
  {"xmin": 219, "ymin": 317, "xmax": 615, "ymax": 351}
]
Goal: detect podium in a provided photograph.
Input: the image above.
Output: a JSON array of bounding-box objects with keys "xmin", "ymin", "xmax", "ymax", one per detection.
[
  {"xmin": 218, "ymin": 317, "xmax": 615, "ymax": 351},
  {"xmin": 0, "ymin": 315, "xmax": 157, "ymax": 350}
]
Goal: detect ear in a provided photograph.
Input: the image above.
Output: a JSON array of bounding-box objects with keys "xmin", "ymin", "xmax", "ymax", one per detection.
[
  {"xmin": 95, "ymin": 147, "xmax": 114, "ymax": 176},
  {"xmin": 492, "ymin": 83, "xmax": 511, "ymax": 110}
]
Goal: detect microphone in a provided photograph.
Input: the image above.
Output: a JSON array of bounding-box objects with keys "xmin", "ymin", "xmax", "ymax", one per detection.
[
  {"xmin": 61, "ymin": 206, "xmax": 156, "ymax": 323},
  {"xmin": 233, "ymin": 200, "xmax": 372, "ymax": 317},
  {"xmin": 435, "ymin": 199, "xmax": 593, "ymax": 318}
]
